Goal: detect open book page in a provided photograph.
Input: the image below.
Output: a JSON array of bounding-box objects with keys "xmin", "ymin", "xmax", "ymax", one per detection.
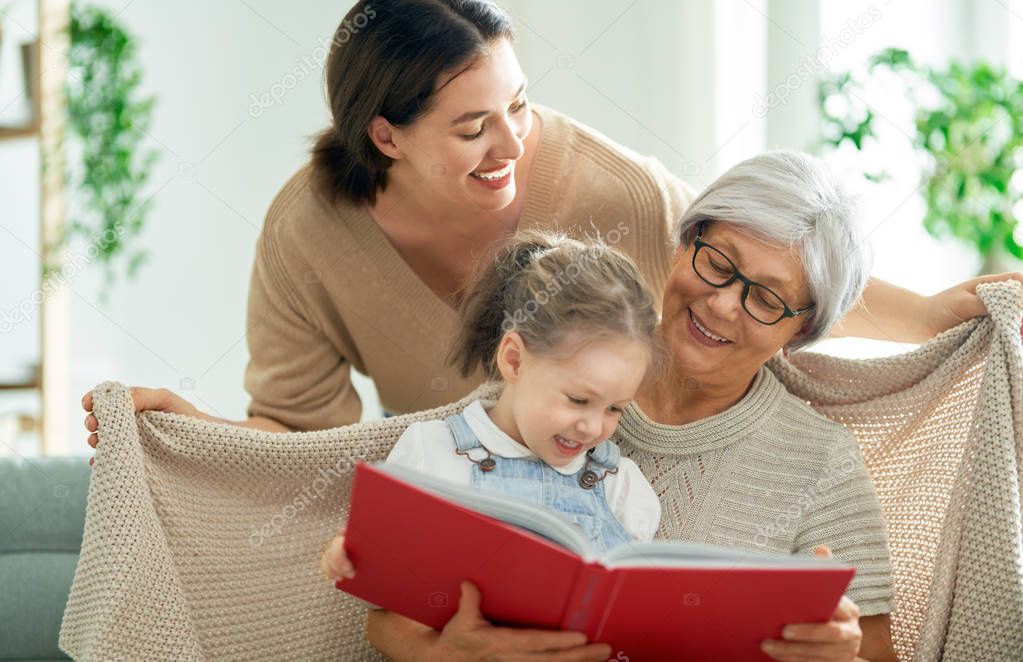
[
  {"xmin": 378, "ymin": 463, "xmax": 599, "ymax": 559},
  {"xmin": 378, "ymin": 463, "xmax": 850, "ymax": 572},
  {"xmin": 601, "ymin": 540, "xmax": 850, "ymax": 570}
]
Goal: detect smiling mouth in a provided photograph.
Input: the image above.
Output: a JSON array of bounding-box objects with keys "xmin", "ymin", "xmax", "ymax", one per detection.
[
  {"xmin": 470, "ymin": 162, "xmax": 514, "ymax": 180},
  {"xmin": 689, "ymin": 309, "xmax": 734, "ymax": 344},
  {"xmin": 554, "ymin": 434, "xmax": 585, "ymax": 456},
  {"xmin": 555, "ymin": 435, "xmax": 581, "ymax": 448}
]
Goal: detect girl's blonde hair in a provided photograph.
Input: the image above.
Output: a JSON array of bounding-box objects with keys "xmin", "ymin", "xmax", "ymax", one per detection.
[{"xmin": 449, "ymin": 229, "xmax": 659, "ymax": 380}]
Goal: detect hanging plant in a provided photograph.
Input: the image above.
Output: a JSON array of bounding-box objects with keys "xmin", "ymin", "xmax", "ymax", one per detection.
[
  {"xmin": 56, "ymin": 2, "xmax": 159, "ymax": 297},
  {"xmin": 819, "ymin": 48, "xmax": 1023, "ymax": 272}
]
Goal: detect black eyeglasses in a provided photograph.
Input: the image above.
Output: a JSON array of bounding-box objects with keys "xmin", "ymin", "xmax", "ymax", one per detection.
[{"xmin": 691, "ymin": 223, "xmax": 815, "ymax": 326}]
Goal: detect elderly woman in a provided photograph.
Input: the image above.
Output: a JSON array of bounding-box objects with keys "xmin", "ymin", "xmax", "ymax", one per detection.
[
  {"xmin": 356, "ymin": 151, "xmax": 897, "ymax": 662},
  {"xmin": 615, "ymin": 151, "xmax": 896, "ymax": 661}
]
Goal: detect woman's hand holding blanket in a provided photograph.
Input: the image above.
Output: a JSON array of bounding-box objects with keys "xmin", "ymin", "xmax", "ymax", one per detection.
[
  {"xmin": 925, "ymin": 272, "xmax": 1023, "ymax": 338},
  {"xmin": 83, "ymin": 386, "xmax": 292, "ymax": 465},
  {"xmin": 83, "ymin": 387, "xmax": 211, "ymax": 465}
]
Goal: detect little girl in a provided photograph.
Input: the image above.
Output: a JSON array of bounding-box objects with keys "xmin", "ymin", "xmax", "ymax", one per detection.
[{"xmin": 321, "ymin": 230, "xmax": 663, "ymax": 582}]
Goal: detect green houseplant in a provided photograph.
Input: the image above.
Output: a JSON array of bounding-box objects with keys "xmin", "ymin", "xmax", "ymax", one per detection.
[
  {"xmin": 819, "ymin": 48, "xmax": 1023, "ymax": 273},
  {"xmin": 57, "ymin": 2, "xmax": 158, "ymax": 296}
]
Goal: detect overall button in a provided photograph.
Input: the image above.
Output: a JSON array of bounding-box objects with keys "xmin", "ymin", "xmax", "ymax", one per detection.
[{"xmin": 579, "ymin": 470, "xmax": 599, "ymax": 489}]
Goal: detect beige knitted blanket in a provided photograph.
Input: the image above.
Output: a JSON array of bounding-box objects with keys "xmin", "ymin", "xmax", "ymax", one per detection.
[{"xmin": 60, "ymin": 282, "xmax": 1022, "ymax": 661}]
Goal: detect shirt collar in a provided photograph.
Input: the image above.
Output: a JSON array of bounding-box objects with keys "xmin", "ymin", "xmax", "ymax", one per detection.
[{"xmin": 462, "ymin": 399, "xmax": 589, "ymax": 476}]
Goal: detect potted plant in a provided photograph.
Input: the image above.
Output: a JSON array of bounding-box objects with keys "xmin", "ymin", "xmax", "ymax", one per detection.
[
  {"xmin": 819, "ymin": 48, "xmax": 1023, "ymax": 274},
  {"xmin": 55, "ymin": 2, "xmax": 159, "ymax": 298}
]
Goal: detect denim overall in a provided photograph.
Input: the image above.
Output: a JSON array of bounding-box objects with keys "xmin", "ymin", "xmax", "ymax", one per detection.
[{"xmin": 444, "ymin": 413, "xmax": 633, "ymax": 552}]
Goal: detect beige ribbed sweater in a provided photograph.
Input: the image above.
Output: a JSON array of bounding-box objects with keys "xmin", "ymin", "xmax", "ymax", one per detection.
[
  {"xmin": 242, "ymin": 103, "xmax": 694, "ymax": 431},
  {"xmin": 60, "ymin": 282, "xmax": 1022, "ymax": 661},
  {"xmin": 614, "ymin": 367, "xmax": 893, "ymax": 617}
]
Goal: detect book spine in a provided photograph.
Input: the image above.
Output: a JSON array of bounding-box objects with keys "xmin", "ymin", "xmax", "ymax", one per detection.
[{"xmin": 559, "ymin": 563, "xmax": 616, "ymax": 637}]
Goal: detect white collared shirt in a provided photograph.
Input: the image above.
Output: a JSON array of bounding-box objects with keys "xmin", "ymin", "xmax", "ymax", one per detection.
[{"xmin": 385, "ymin": 399, "xmax": 662, "ymax": 542}]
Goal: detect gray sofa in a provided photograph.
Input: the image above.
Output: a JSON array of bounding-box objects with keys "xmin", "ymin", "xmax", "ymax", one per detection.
[{"xmin": 0, "ymin": 457, "xmax": 90, "ymax": 661}]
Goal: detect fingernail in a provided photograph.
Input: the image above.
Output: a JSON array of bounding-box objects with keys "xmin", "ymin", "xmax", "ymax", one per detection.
[
  {"xmin": 762, "ymin": 641, "xmax": 775, "ymax": 652},
  {"xmin": 782, "ymin": 626, "xmax": 794, "ymax": 639}
]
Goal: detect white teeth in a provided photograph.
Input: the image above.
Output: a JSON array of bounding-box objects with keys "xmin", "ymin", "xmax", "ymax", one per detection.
[
  {"xmin": 471, "ymin": 162, "xmax": 513, "ymax": 180},
  {"xmin": 689, "ymin": 309, "xmax": 731, "ymax": 343},
  {"xmin": 556, "ymin": 435, "xmax": 581, "ymax": 448}
]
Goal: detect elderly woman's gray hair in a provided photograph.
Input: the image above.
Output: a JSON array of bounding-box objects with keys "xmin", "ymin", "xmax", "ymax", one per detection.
[{"xmin": 674, "ymin": 151, "xmax": 870, "ymax": 351}]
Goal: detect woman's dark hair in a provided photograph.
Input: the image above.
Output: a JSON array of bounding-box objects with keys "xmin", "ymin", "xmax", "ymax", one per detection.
[
  {"xmin": 311, "ymin": 0, "xmax": 514, "ymax": 206},
  {"xmin": 448, "ymin": 230, "xmax": 660, "ymax": 381}
]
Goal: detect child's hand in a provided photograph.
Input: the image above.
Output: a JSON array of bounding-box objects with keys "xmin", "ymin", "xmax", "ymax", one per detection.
[{"xmin": 320, "ymin": 527, "xmax": 356, "ymax": 582}]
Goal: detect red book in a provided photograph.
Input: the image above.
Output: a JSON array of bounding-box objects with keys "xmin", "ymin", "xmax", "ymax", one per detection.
[{"xmin": 338, "ymin": 462, "xmax": 854, "ymax": 661}]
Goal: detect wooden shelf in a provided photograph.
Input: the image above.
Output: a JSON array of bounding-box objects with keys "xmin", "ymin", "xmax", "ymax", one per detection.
[
  {"xmin": 0, "ymin": 123, "xmax": 40, "ymax": 141},
  {"xmin": 0, "ymin": 379, "xmax": 41, "ymax": 391},
  {"xmin": 0, "ymin": 0, "xmax": 70, "ymax": 454}
]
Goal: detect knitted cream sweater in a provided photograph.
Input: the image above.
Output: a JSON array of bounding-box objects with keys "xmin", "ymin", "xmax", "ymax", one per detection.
[
  {"xmin": 60, "ymin": 282, "xmax": 1022, "ymax": 661},
  {"xmin": 614, "ymin": 366, "xmax": 893, "ymax": 616}
]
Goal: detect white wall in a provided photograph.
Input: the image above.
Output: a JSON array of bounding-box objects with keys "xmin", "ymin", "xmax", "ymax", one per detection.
[
  {"xmin": 60, "ymin": 0, "xmax": 385, "ymax": 451},
  {"xmin": 501, "ymin": 0, "xmax": 751, "ymax": 190}
]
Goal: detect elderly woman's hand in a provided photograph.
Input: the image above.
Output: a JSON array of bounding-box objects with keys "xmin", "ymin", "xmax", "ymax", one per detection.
[
  {"xmin": 760, "ymin": 546, "xmax": 863, "ymax": 662},
  {"xmin": 924, "ymin": 272, "xmax": 1023, "ymax": 338}
]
